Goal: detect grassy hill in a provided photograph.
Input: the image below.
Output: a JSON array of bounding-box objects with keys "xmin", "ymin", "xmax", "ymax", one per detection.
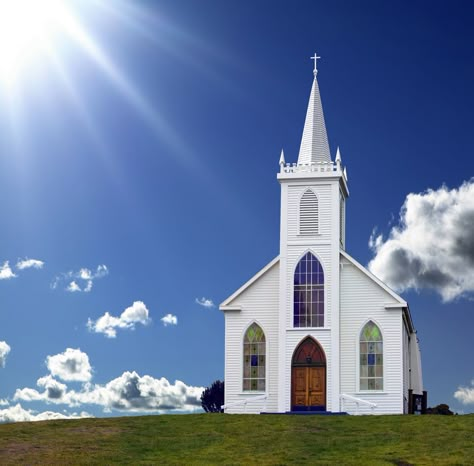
[{"xmin": 0, "ymin": 413, "xmax": 473, "ymax": 465}]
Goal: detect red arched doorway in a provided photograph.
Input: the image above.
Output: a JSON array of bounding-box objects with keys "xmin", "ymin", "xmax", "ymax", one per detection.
[{"xmin": 291, "ymin": 337, "xmax": 326, "ymax": 411}]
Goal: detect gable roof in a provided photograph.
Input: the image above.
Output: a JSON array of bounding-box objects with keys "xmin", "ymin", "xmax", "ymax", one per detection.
[
  {"xmin": 219, "ymin": 256, "xmax": 280, "ymax": 311},
  {"xmin": 340, "ymin": 249, "xmax": 407, "ymax": 306}
]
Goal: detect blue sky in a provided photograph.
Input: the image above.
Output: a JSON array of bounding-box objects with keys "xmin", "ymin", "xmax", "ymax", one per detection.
[{"xmin": 1, "ymin": 0, "xmax": 474, "ymax": 421}]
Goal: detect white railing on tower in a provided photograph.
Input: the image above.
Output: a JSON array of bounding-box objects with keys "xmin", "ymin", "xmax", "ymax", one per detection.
[
  {"xmin": 221, "ymin": 393, "xmax": 269, "ymax": 413},
  {"xmin": 340, "ymin": 393, "xmax": 377, "ymax": 415},
  {"xmin": 280, "ymin": 161, "xmax": 339, "ymax": 174}
]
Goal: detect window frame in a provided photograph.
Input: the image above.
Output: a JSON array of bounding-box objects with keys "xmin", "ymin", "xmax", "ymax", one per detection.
[
  {"xmin": 293, "ymin": 251, "xmax": 325, "ymax": 329},
  {"xmin": 357, "ymin": 320, "xmax": 384, "ymax": 393},
  {"xmin": 242, "ymin": 322, "xmax": 267, "ymax": 393}
]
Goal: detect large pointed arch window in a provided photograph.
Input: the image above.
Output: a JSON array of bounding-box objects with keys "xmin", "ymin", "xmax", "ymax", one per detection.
[
  {"xmin": 294, "ymin": 252, "xmax": 324, "ymax": 327},
  {"xmin": 299, "ymin": 189, "xmax": 319, "ymax": 235},
  {"xmin": 360, "ymin": 321, "xmax": 383, "ymax": 391},
  {"xmin": 243, "ymin": 323, "xmax": 265, "ymax": 391}
]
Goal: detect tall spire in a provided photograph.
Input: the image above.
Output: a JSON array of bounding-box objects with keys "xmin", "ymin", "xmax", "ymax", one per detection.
[{"xmin": 297, "ymin": 53, "xmax": 331, "ymax": 165}]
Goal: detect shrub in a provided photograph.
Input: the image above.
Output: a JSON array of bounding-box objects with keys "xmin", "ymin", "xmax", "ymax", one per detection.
[{"xmin": 201, "ymin": 380, "xmax": 224, "ymax": 413}]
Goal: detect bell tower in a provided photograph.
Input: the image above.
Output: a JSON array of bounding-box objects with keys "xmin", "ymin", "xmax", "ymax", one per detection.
[{"xmin": 276, "ymin": 54, "xmax": 349, "ymax": 412}]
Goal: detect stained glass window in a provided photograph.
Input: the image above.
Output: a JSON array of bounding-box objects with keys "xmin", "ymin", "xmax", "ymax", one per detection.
[
  {"xmin": 360, "ymin": 321, "xmax": 383, "ymax": 391},
  {"xmin": 293, "ymin": 252, "xmax": 324, "ymax": 327},
  {"xmin": 243, "ymin": 323, "xmax": 265, "ymax": 391}
]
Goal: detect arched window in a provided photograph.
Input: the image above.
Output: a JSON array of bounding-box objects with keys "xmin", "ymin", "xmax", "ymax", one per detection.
[
  {"xmin": 360, "ymin": 321, "xmax": 383, "ymax": 391},
  {"xmin": 243, "ymin": 323, "xmax": 265, "ymax": 391},
  {"xmin": 294, "ymin": 252, "xmax": 324, "ymax": 327},
  {"xmin": 299, "ymin": 189, "xmax": 319, "ymax": 235}
]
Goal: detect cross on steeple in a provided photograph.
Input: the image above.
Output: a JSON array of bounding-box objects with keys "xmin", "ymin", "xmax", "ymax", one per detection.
[{"xmin": 311, "ymin": 52, "xmax": 321, "ymax": 76}]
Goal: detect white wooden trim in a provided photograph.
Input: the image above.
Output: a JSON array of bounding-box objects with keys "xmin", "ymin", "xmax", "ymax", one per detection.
[
  {"xmin": 220, "ymin": 305, "xmax": 242, "ymax": 312},
  {"xmin": 220, "ymin": 256, "xmax": 280, "ymax": 309},
  {"xmin": 384, "ymin": 303, "xmax": 405, "ymax": 309},
  {"xmin": 356, "ymin": 319, "xmax": 385, "ymax": 393},
  {"xmin": 340, "ymin": 250, "xmax": 407, "ymax": 306},
  {"xmin": 240, "ymin": 320, "xmax": 268, "ymax": 394}
]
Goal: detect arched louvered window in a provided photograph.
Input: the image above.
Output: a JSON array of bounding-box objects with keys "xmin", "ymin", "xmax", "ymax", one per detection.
[
  {"xmin": 294, "ymin": 252, "xmax": 324, "ymax": 327},
  {"xmin": 299, "ymin": 189, "xmax": 319, "ymax": 235},
  {"xmin": 360, "ymin": 321, "xmax": 383, "ymax": 391},
  {"xmin": 243, "ymin": 323, "xmax": 266, "ymax": 391}
]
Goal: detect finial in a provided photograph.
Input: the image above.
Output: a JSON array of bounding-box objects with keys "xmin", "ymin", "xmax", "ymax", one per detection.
[
  {"xmin": 310, "ymin": 52, "xmax": 321, "ymax": 76},
  {"xmin": 335, "ymin": 146, "xmax": 342, "ymax": 163},
  {"xmin": 279, "ymin": 148, "xmax": 285, "ymax": 166}
]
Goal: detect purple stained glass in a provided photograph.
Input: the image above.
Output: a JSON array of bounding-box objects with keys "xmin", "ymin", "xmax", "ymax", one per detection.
[
  {"xmin": 293, "ymin": 252, "xmax": 324, "ymax": 328},
  {"xmin": 251, "ymin": 355, "xmax": 258, "ymax": 366},
  {"xmin": 368, "ymin": 354, "xmax": 375, "ymax": 365}
]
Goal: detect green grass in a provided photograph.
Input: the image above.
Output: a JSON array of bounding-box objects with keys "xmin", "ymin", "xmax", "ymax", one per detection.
[{"xmin": 0, "ymin": 414, "xmax": 473, "ymax": 465}]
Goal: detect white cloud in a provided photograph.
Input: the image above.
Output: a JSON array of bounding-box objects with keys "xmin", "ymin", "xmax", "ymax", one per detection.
[
  {"xmin": 87, "ymin": 301, "xmax": 151, "ymax": 338},
  {"xmin": 16, "ymin": 258, "xmax": 44, "ymax": 270},
  {"xmin": 46, "ymin": 348, "xmax": 92, "ymax": 382},
  {"xmin": 0, "ymin": 341, "xmax": 11, "ymax": 367},
  {"xmin": 0, "ymin": 399, "xmax": 9, "ymax": 406},
  {"xmin": 84, "ymin": 280, "xmax": 93, "ymax": 292},
  {"xmin": 195, "ymin": 297, "xmax": 215, "ymax": 308},
  {"xmin": 86, "ymin": 371, "xmax": 203, "ymax": 412},
  {"xmin": 368, "ymin": 180, "xmax": 474, "ymax": 302},
  {"xmin": 0, "ymin": 261, "xmax": 16, "ymax": 280},
  {"xmin": 53, "ymin": 264, "xmax": 109, "ymax": 293},
  {"xmin": 0, "ymin": 403, "xmax": 91, "ymax": 424},
  {"xmin": 67, "ymin": 281, "xmax": 81, "ymax": 292},
  {"xmin": 161, "ymin": 314, "xmax": 178, "ymax": 326},
  {"xmin": 454, "ymin": 380, "xmax": 474, "ymax": 405},
  {"xmin": 14, "ymin": 371, "xmax": 204, "ymax": 414}
]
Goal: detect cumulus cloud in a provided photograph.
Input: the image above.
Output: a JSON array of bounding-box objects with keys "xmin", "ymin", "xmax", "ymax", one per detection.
[
  {"xmin": 0, "ymin": 341, "xmax": 11, "ymax": 367},
  {"xmin": 454, "ymin": 380, "xmax": 474, "ymax": 405},
  {"xmin": 160, "ymin": 314, "xmax": 177, "ymax": 326},
  {"xmin": 52, "ymin": 264, "xmax": 109, "ymax": 293},
  {"xmin": 0, "ymin": 403, "xmax": 91, "ymax": 424},
  {"xmin": 368, "ymin": 180, "xmax": 474, "ymax": 302},
  {"xmin": 0, "ymin": 261, "xmax": 16, "ymax": 280},
  {"xmin": 67, "ymin": 281, "xmax": 81, "ymax": 292},
  {"xmin": 14, "ymin": 372, "xmax": 204, "ymax": 413},
  {"xmin": 87, "ymin": 301, "xmax": 151, "ymax": 338},
  {"xmin": 46, "ymin": 348, "xmax": 92, "ymax": 382},
  {"xmin": 0, "ymin": 399, "xmax": 9, "ymax": 406},
  {"xmin": 195, "ymin": 297, "xmax": 215, "ymax": 308},
  {"xmin": 90, "ymin": 372, "xmax": 203, "ymax": 412},
  {"xmin": 16, "ymin": 258, "xmax": 44, "ymax": 270}
]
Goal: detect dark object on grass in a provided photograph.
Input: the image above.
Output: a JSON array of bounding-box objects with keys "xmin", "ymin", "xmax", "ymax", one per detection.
[
  {"xmin": 425, "ymin": 404, "xmax": 454, "ymax": 415},
  {"xmin": 201, "ymin": 380, "xmax": 224, "ymax": 413}
]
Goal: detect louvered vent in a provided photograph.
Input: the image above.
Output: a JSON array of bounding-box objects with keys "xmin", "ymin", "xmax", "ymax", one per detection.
[{"xmin": 299, "ymin": 189, "xmax": 318, "ymax": 235}]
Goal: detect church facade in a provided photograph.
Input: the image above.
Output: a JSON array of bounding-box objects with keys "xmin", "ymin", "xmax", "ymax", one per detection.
[{"xmin": 220, "ymin": 56, "xmax": 424, "ymax": 415}]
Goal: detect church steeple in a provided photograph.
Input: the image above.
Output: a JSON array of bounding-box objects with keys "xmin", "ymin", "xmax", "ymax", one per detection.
[{"xmin": 297, "ymin": 53, "xmax": 331, "ymax": 165}]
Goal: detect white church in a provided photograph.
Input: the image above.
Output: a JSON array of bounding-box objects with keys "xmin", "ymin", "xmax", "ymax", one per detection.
[{"xmin": 220, "ymin": 55, "xmax": 425, "ymax": 415}]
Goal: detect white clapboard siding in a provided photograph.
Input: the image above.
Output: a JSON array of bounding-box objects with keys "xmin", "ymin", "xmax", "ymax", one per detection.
[
  {"xmin": 224, "ymin": 261, "xmax": 280, "ymax": 414},
  {"xmin": 339, "ymin": 193, "xmax": 345, "ymax": 249},
  {"xmin": 403, "ymin": 323, "xmax": 410, "ymax": 412},
  {"xmin": 340, "ymin": 257, "xmax": 404, "ymax": 414}
]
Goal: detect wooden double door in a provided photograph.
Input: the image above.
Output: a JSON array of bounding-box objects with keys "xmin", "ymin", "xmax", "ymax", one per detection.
[{"xmin": 291, "ymin": 366, "xmax": 326, "ymax": 410}]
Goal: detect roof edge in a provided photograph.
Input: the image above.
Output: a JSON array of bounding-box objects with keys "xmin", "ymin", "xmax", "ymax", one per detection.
[
  {"xmin": 220, "ymin": 256, "xmax": 280, "ymax": 310},
  {"xmin": 340, "ymin": 249, "xmax": 407, "ymax": 306}
]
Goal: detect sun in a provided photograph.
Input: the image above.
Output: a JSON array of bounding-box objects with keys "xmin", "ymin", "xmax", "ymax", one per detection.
[{"xmin": 0, "ymin": 0, "xmax": 72, "ymax": 85}]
